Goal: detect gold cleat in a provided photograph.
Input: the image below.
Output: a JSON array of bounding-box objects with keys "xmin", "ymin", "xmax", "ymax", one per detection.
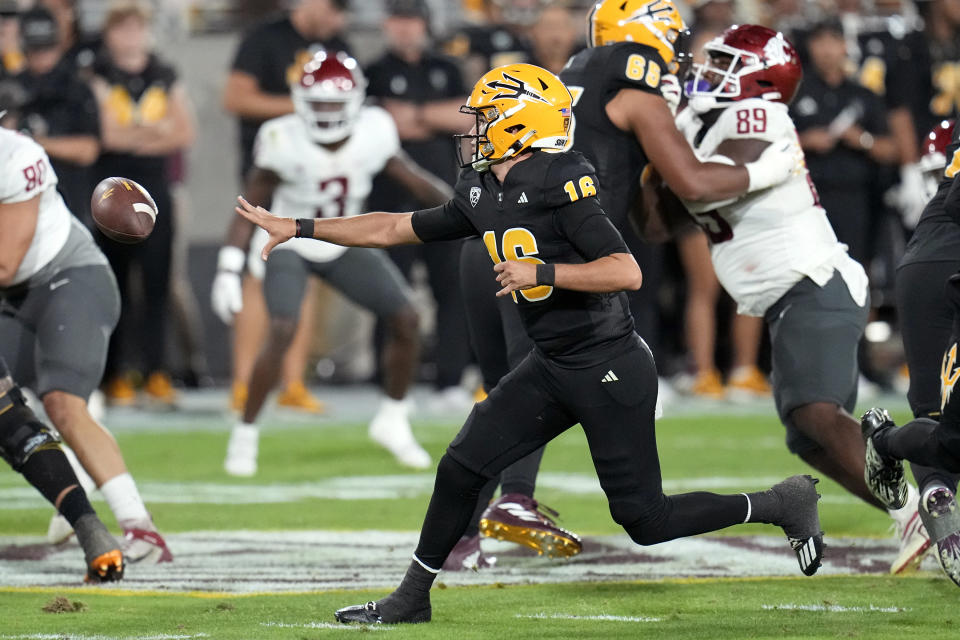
[
  {"xmin": 726, "ymin": 365, "xmax": 772, "ymax": 398},
  {"xmin": 479, "ymin": 493, "xmax": 582, "ymax": 559},
  {"xmin": 690, "ymin": 369, "xmax": 725, "ymax": 399},
  {"xmin": 277, "ymin": 381, "xmax": 326, "ymax": 414},
  {"xmin": 144, "ymin": 371, "xmax": 177, "ymax": 406},
  {"xmin": 104, "ymin": 375, "xmax": 137, "ymax": 407}
]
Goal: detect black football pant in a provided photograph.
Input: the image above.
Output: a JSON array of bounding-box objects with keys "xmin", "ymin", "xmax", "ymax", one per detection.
[
  {"xmin": 413, "ymin": 335, "xmax": 749, "ymax": 569},
  {"xmin": 892, "ymin": 261, "xmax": 960, "ymax": 491},
  {"xmin": 459, "ymin": 239, "xmax": 544, "ymax": 536}
]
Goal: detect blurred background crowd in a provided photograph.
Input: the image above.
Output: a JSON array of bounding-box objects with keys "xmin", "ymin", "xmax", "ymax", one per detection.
[{"xmin": 0, "ymin": 0, "xmax": 956, "ymax": 411}]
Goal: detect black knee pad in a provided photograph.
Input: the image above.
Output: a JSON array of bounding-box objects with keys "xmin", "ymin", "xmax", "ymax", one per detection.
[
  {"xmin": 0, "ymin": 378, "xmax": 60, "ymax": 473},
  {"xmin": 435, "ymin": 454, "xmax": 488, "ymax": 499}
]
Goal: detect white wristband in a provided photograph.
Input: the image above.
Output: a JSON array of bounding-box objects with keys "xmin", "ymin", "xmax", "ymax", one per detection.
[{"xmin": 217, "ymin": 246, "xmax": 245, "ymax": 273}]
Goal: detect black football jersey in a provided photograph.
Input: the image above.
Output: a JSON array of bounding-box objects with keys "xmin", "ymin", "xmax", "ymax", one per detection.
[
  {"xmin": 412, "ymin": 151, "xmax": 635, "ymax": 367},
  {"xmin": 902, "ymin": 124, "xmax": 960, "ymax": 266},
  {"xmin": 560, "ymin": 42, "xmax": 665, "ymax": 230}
]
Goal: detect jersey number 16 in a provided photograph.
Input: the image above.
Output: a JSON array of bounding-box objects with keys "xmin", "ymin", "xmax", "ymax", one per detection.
[{"xmin": 483, "ymin": 228, "xmax": 554, "ymax": 303}]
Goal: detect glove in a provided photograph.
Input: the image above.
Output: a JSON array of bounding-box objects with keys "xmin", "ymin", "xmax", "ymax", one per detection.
[
  {"xmin": 211, "ymin": 246, "xmax": 245, "ymax": 325},
  {"xmin": 888, "ymin": 163, "xmax": 929, "ymax": 229},
  {"xmin": 674, "ymin": 105, "xmax": 702, "ymax": 144},
  {"xmin": 660, "ymin": 74, "xmax": 682, "ymax": 116},
  {"xmin": 744, "ymin": 137, "xmax": 803, "ymax": 192}
]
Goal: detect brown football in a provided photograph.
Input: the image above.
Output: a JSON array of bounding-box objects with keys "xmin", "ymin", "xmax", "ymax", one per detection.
[{"xmin": 90, "ymin": 177, "xmax": 158, "ymax": 244}]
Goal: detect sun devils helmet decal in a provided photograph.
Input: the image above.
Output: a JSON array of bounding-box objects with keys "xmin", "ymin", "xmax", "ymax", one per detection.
[{"xmin": 455, "ymin": 63, "xmax": 572, "ymax": 172}]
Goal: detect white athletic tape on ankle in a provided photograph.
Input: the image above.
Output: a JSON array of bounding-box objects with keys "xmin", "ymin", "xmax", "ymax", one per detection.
[{"xmin": 412, "ymin": 554, "xmax": 440, "ymax": 574}]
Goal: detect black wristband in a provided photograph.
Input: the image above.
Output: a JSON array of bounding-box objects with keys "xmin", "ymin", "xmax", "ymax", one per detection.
[
  {"xmin": 295, "ymin": 218, "xmax": 315, "ymax": 239},
  {"xmin": 536, "ymin": 263, "xmax": 555, "ymax": 287}
]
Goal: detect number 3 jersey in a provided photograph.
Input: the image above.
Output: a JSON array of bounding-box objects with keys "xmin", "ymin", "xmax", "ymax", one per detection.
[
  {"xmin": 0, "ymin": 128, "xmax": 105, "ymax": 288},
  {"xmin": 676, "ymin": 99, "xmax": 868, "ymax": 317},
  {"xmin": 411, "ymin": 150, "xmax": 635, "ymax": 367},
  {"xmin": 250, "ymin": 106, "xmax": 400, "ymax": 263}
]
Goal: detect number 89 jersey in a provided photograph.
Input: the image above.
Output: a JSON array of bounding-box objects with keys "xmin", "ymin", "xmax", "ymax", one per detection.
[
  {"xmin": 251, "ymin": 106, "xmax": 400, "ymax": 263},
  {"xmin": 679, "ymin": 99, "xmax": 866, "ymax": 316}
]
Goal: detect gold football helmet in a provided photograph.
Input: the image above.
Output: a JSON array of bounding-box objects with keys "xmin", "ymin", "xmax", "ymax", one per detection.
[
  {"xmin": 588, "ymin": 0, "xmax": 691, "ymax": 74},
  {"xmin": 455, "ymin": 63, "xmax": 572, "ymax": 172}
]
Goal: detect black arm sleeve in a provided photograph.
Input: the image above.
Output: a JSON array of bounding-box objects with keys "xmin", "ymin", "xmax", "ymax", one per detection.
[
  {"xmin": 411, "ymin": 199, "xmax": 477, "ymax": 242},
  {"xmin": 555, "ymin": 197, "xmax": 630, "ymax": 261}
]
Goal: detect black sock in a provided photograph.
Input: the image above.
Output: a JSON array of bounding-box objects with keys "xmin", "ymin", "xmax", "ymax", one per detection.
[
  {"xmin": 375, "ymin": 560, "xmax": 436, "ymax": 622},
  {"xmin": 745, "ymin": 488, "xmax": 782, "ymax": 524},
  {"xmin": 20, "ymin": 449, "xmax": 93, "ymax": 524},
  {"xmin": 500, "ymin": 448, "xmax": 544, "ymax": 496}
]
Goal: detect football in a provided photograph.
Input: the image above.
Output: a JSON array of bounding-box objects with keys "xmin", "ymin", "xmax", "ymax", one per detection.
[{"xmin": 90, "ymin": 177, "xmax": 158, "ymax": 244}]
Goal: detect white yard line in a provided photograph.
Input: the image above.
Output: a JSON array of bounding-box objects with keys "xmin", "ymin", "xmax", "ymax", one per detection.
[
  {"xmin": 516, "ymin": 613, "xmax": 661, "ymax": 622},
  {"xmin": 762, "ymin": 603, "xmax": 909, "ymax": 613},
  {"xmin": 0, "ymin": 635, "xmax": 210, "ymax": 640},
  {"xmin": 262, "ymin": 622, "xmax": 392, "ymax": 631}
]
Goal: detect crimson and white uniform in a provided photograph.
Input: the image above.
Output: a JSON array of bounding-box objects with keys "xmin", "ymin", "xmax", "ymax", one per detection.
[
  {"xmin": 677, "ymin": 99, "xmax": 868, "ymax": 316},
  {"xmin": 247, "ymin": 106, "xmax": 400, "ymax": 274}
]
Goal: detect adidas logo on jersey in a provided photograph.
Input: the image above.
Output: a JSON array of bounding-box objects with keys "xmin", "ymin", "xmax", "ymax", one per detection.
[
  {"xmin": 601, "ymin": 370, "xmax": 619, "ymax": 383},
  {"xmin": 517, "ymin": 191, "xmax": 529, "ymax": 204}
]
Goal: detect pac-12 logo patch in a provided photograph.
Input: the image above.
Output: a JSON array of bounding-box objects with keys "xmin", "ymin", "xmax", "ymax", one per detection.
[{"xmin": 470, "ymin": 186, "xmax": 481, "ymax": 208}]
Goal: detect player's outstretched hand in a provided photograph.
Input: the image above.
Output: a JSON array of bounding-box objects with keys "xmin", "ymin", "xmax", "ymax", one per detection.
[
  {"xmin": 235, "ymin": 196, "xmax": 296, "ymax": 260},
  {"xmin": 494, "ymin": 260, "xmax": 537, "ymax": 297}
]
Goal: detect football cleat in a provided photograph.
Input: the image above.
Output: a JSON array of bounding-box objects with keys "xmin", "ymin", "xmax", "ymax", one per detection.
[
  {"xmin": 726, "ymin": 365, "xmax": 771, "ymax": 400},
  {"xmin": 890, "ymin": 507, "xmax": 932, "ymax": 575},
  {"xmin": 770, "ymin": 475, "xmax": 824, "ymax": 576},
  {"xmin": 335, "ymin": 599, "xmax": 431, "ymax": 625},
  {"xmin": 230, "ymin": 381, "xmax": 247, "ymax": 413},
  {"xmin": 442, "ymin": 534, "xmax": 497, "ymax": 571},
  {"xmin": 479, "ymin": 493, "xmax": 582, "ymax": 558},
  {"xmin": 86, "ymin": 549, "xmax": 124, "ymax": 583},
  {"xmin": 224, "ymin": 424, "xmax": 259, "ymax": 477},
  {"xmin": 368, "ymin": 402, "xmax": 431, "ymax": 470},
  {"xmin": 75, "ymin": 514, "xmax": 124, "ymax": 583},
  {"xmin": 690, "ymin": 369, "xmax": 725, "ymax": 400},
  {"xmin": 918, "ymin": 486, "xmax": 960, "ymax": 587},
  {"xmin": 861, "ymin": 408, "xmax": 908, "ymax": 510},
  {"xmin": 144, "ymin": 371, "xmax": 177, "ymax": 406},
  {"xmin": 104, "ymin": 374, "xmax": 136, "ymax": 407},
  {"xmin": 276, "ymin": 381, "xmax": 326, "ymax": 414},
  {"xmin": 121, "ymin": 520, "xmax": 173, "ymax": 564}
]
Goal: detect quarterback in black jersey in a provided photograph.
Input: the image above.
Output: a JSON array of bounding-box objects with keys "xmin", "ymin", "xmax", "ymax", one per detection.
[
  {"xmin": 864, "ymin": 121, "xmax": 960, "ymax": 587},
  {"xmin": 236, "ymin": 62, "xmax": 825, "ymax": 625}
]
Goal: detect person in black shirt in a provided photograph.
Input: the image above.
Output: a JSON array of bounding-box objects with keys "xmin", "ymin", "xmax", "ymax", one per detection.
[
  {"xmin": 91, "ymin": 2, "xmax": 195, "ymax": 406},
  {"xmin": 236, "ymin": 62, "xmax": 825, "ymax": 625},
  {"xmin": 443, "ymin": 0, "xmax": 538, "ymax": 84},
  {"xmin": 220, "ymin": 0, "xmax": 349, "ymax": 415},
  {"xmin": 366, "ymin": 0, "xmax": 472, "ymax": 412},
  {"xmin": 791, "ymin": 20, "xmax": 899, "ymax": 266},
  {"xmin": 14, "ymin": 7, "xmax": 98, "ymax": 226},
  {"xmin": 863, "ymin": 121, "xmax": 960, "ymax": 588}
]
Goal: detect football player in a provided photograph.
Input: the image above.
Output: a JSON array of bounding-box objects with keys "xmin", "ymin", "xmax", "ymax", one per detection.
[
  {"xmin": 465, "ymin": 0, "xmax": 800, "ymax": 562},
  {"xmin": 0, "ymin": 358, "xmax": 123, "ymax": 582},
  {"xmin": 641, "ymin": 25, "xmax": 927, "ymax": 574},
  {"xmin": 214, "ymin": 51, "xmax": 453, "ymax": 475},
  {"xmin": 0, "ymin": 121, "xmax": 171, "ymax": 563},
  {"xmin": 235, "ymin": 62, "xmax": 823, "ymax": 625},
  {"xmin": 863, "ymin": 120, "xmax": 960, "ymax": 587}
]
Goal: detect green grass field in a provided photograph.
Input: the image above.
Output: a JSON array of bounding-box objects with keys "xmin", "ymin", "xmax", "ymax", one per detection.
[{"xmin": 0, "ymin": 394, "xmax": 954, "ymax": 639}]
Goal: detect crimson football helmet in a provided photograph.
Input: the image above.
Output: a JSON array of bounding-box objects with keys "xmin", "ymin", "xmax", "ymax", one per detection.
[
  {"xmin": 291, "ymin": 50, "xmax": 366, "ymax": 144},
  {"xmin": 919, "ymin": 119, "xmax": 956, "ymax": 198},
  {"xmin": 686, "ymin": 24, "xmax": 801, "ymax": 105}
]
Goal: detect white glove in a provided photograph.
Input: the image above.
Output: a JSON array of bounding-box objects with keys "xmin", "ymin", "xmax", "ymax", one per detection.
[
  {"xmin": 211, "ymin": 246, "xmax": 245, "ymax": 325},
  {"xmin": 660, "ymin": 74, "xmax": 682, "ymax": 116},
  {"xmin": 890, "ymin": 163, "xmax": 929, "ymax": 229},
  {"xmin": 674, "ymin": 105, "xmax": 702, "ymax": 143},
  {"xmin": 745, "ymin": 137, "xmax": 803, "ymax": 192}
]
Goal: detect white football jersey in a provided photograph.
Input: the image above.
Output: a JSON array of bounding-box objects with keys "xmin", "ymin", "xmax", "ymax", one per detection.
[
  {"xmin": 677, "ymin": 99, "xmax": 868, "ymax": 316},
  {"xmin": 0, "ymin": 129, "xmax": 71, "ymax": 286},
  {"xmin": 249, "ymin": 106, "xmax": 401, "ymax": 265}
]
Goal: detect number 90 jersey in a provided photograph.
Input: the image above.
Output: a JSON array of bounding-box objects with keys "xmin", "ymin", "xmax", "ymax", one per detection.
[
  {"xmin": 251, "ymin": 106, "xmax": 400, "ymax": 263},
  {"xmin": 411, "ymin": 150, "xmax": 635, "ymax": 368},
  {"xmin": 678, "ymin": 99, "xmax": 867, "ymax": 316},
  {"xmin": 0, "ymin": 129, "xmax": 71, "ymax": 286}
]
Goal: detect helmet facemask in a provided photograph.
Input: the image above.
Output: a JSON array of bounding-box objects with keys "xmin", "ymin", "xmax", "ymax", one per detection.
[{"xmin": 455, "ymin": 103, "xmax": 538, "ymax": 172}]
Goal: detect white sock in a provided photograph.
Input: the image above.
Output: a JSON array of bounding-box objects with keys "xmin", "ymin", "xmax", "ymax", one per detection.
[
  {"xmin": 61, "ymin": 446, "xmax": 97, "ymax": 495},
  {"xmin": 100, "ymin": 473, "xmax": 149, "ymax": 525},
  {"xmin": 888, "ymin": 483, "xmax": 920, "ymax": 522},
  {"xmin": 233, "ymin": 422, "xmax": 259, "ymax": 434},
  {"xmin": 377, "ymin": 396, "xmax": 410, "ymax": 418}
]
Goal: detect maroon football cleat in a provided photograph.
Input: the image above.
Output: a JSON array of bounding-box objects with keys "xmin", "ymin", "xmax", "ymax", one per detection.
[
  {"xmin": 442, "ymin": 534, "xmax": 496, "ymax": 571},
  {"xmin": 479, "ymin": 493, "xmax": 582, "ymax": 558}
]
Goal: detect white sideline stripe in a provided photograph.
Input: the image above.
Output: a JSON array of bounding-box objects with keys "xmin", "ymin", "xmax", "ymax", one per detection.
[
  {"xmin": 262, "ymin": 622, "xmax": 392, "ymax": 631},
  {"xmin": 0, "ymin": 474, "xmax": 803, "ymax": 508},
  {"xmin": 0, "ymin": 635, "xmax": 209, "ymax": 640},
  {"xmin": 516, "ymin": 613, "xmax": 661, "ymax": 623},
  {"xmin": 761, "ymin": 604, "xmax": 909, "ymax": 613}
]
